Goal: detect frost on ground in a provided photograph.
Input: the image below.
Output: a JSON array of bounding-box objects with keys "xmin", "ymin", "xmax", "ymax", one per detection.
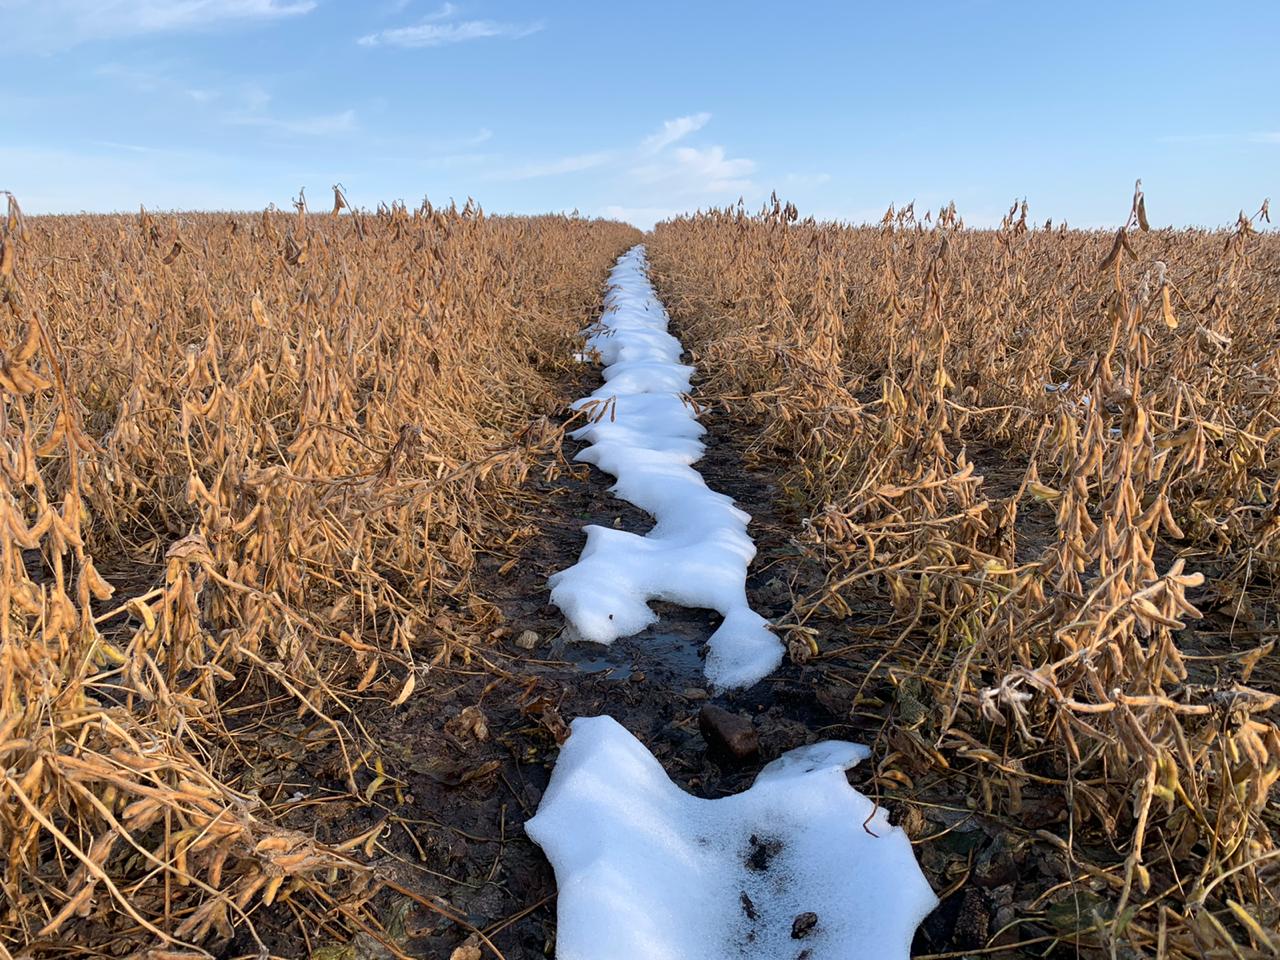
[
  {"xmin": 526, "ymin": 716, "xmax": 938, "ymax": 960},
  {"xmin": 549, "ymin": 245, "xmax": 783, "ymax": 689}
]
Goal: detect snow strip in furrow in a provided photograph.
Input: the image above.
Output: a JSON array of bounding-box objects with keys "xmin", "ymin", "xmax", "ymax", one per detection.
[
  {"xmin": 526, "ymin": 716, "xmax": 938, "ymax": 960},
  {"xmin": 548, "ymin": 245, "xmax": 783, "ymax": 690}
]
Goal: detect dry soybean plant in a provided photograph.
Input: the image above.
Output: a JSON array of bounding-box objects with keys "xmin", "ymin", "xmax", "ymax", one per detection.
[
  {"xmin": 0, "ymin": 192, "xmax": 638, "ymax": 954},
  {"xmin": 649, "ymin": 189, "xmax": 1279, "ymax": 957}
]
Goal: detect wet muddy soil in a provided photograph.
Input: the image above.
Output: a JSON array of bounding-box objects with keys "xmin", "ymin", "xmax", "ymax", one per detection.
[{"xmin": 232, "ymin": 349, "xmax": 1264, "ymax": 960}]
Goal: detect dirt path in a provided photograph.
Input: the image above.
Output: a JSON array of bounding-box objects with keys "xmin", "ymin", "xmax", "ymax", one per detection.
[
  {"xmin": 240, "ymin": 308, "xmax": 878, "ymax": 958},
  {"xmin": 361, "ymin": 373, "xmax": 831, "ymax": 959},
  {"xmin": 239, "ymin": 265, "xmax": 1048, "ymax": 960}
]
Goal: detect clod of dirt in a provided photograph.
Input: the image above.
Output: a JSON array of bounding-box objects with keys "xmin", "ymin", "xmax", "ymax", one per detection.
[
  {"xmin": 953, "ymin": 889, "xmax": 991, "ymax": 949},
  {"xmin": 791, "ymin": 912, "xmax": 819, "ymax": 939},
  {"xmin": 699, "ymin": 704, "xmax": 760, "ymax": 763},
  {"xmin": 444, "ymin": 705, "xmax": 488, "ymax": 743},
  {"xmin": 740, "ymin": 891, "xmax": 758, "ymax": 921},
  {"xmin": 448, "ymin": 938, "xmax": 482, "ymax": 960},
  {"xmin": 514, "ymin": 629, "xmax": 540, "ymax": 650},
  {"xmin": 745, "ymin": 834, "xmax": 783, "ymax": 872}
]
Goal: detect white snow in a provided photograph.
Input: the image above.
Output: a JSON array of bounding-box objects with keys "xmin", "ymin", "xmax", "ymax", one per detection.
[
  {"xmin": 549, "ymin": 246, "xmax": 783, "ymax": 690},
  {"xmin": 526, "ymin": 716, "xmax": 938, "ymax": 960}
]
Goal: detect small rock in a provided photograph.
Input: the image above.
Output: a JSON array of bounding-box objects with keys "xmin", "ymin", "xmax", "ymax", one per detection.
[
  {"xmin": 698, "ymin": 705, "xmax": 759, "ymax": 763},
  {"xmin": 515, "ymin": 629, "xmax": 539, "ymax": 650},
  {"xmin": 683, "ymin": 687, "xmax": 710, "ymax": 700},
  {"xmin": 791, "ymin": 912, "xmax": 819, "ymax": 939}
]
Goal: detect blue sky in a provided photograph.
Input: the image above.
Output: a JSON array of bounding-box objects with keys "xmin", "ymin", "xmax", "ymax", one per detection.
[{"xmin": 2, "ymin": 1, "xmax": 1276, "ymax": 228}]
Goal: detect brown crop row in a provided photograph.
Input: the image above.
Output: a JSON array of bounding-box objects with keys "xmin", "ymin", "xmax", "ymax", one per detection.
[
  {"xmin": 0, "ymin": 192, "xmax": 638, "ymax": 954},
  {"xmin": 648, "ymin": 190, "xmax": 1279, "ymax": 957}
]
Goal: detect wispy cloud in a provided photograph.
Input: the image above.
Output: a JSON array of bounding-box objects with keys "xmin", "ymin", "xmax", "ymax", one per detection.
[
  {"xmin": 357, "ymin": 3, "xmax": 543, "ymax": 48},
  {"xmin": 96, "ymin": 61, "xmax": 222, "ymax": 103},
  {"xmin": 3, "ymin": 0, "xmax": 315, "ymax": 48},
  {"xmin": 670, "ymin": 145, "xmax": 754, "ymax": 193},
  {"xmin": 485, "ymin": 113, "xmax": 757, "ymax": 214},
  {"xmin": 631, "ymin": 138, "xmax": 757, "ymax": 196},
  {"xmin": 496, "ymin": 151, "xmax": 615, "ymax": 181},
  {"xmin": 230, "ymin": 108, "xmax": 359, "ymax": 136},
  {"xmin": 90, "ymin": 139, "xmax": 172, "ymax": 154},
  {"xmin": 640, "ymin": 113, "xmax": 711, "ymax": 154},
  {"xmin": 474, "ymin": 112, "xmax": 757, "ymax": 230},
  {"xmin": 488, "ymin": 112, "xmax": 753, "ymax": 191},
  {"xmin": 108, "ymin": 0, "xmax": 315, "ymax": 31},
  {"xmin": 220, "ymin": 86, "xmax": 358, "ymax": 136}
]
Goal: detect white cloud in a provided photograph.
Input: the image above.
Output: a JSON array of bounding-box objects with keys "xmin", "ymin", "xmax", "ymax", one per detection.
[
  {"xmin": 608, "ymin": 116, "xmax": 758, "ymax": 219},
  {"xmin": 630, "ymin": 139, "xmax": 757, "ymax": 197},
  {"xmin": 1, "ymin": 0, "xmax": 315, "ymax": 48},
  {"xmin": 495, "ymin": 151, "xmax": 615, "ymax": 181},
  {"xmin": 357, "ymin": 4, "xmax": 543, "ymax": 48},
  {"xmin": 490, "ymin": 113, "xmax": 753, "ymax": 193},
  {"xmin": 670, "ymin": 145, "xmax": 755, "ymax": 192},
  {"xmin": 229, "ymin": 107, "xmax": 358, "ymax": 136},
  {"xmin": 640, "ymin": 113, "xmax": 711, "ymax": 154},
  {"xmin": 484, "ymin": 113, "xmax": 757, "ymax": 217},
  {"xmin": 217, "ymin": 85, "xmax": 358, "ymax": 136},
  {"xmin": 111, "ymin": 0, "xmax": 314, "ymax": 31}
]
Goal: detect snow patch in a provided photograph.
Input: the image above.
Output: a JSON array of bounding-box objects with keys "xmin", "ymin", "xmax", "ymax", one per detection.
[
  {"xmin": 526, "ymin": 716, "xmax": 937, "ymax": 960},
  {"xmin": 549, "ymin": 245, "xmax": 783, "ymax": 689}
]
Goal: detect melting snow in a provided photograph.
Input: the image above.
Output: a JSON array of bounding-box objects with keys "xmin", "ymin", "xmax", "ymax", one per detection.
[
  {"xmin": 549, "ymin": 245, "xmax": 783, "ymax": 690},
  {"xmin": 526, "ymin": 716, "xmax": 938, "ymax": 960}
]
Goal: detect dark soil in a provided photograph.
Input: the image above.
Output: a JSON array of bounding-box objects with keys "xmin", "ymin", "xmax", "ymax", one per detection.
[
  {"xmin": 256, "ymin": 370, "xmax": 1022, "ymax": 959},
  {"xmin": 228, "ymin": 312, "xmax": 1278, "ymax": 960},
  {"xmin": 227, "ymin": 355, "xmax": 1050, "ymax": 959}
]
